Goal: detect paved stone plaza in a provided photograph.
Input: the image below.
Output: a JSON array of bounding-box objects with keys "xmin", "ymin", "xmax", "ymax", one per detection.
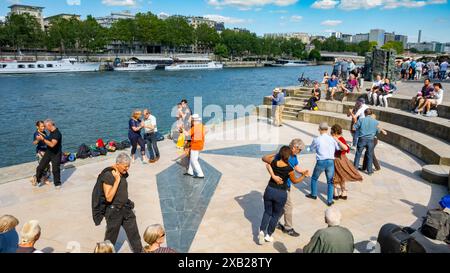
[{"xmin": 0, "ymin": 117, "xmax": 447, "ymax": 253}]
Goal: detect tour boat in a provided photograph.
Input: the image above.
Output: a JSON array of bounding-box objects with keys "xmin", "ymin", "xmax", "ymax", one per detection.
[
  {"xmin": 0, "ymin": 58, "xmax": 101, "ymax": 74},
  {"xmin": 165, "ymin": 57, "xmax": 223, "ymax": 71},
  {"xmin": 271, "ymin": 59, "xmax": 311, "ymax": 67},
  {"xmin": 113, "ymin": 61, "xmax": 157, "ymax": 71}
]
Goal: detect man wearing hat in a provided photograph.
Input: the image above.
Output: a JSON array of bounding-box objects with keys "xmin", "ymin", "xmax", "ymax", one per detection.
[
  {"xmin": 185, "ymin": 114, "xmax": 207, "ymax": 178},
  {"xmin": 307, "ymin": 122, "xmax": 348, "ymax": 206},
  {"xmin": 271, "ymin": 88, "xmax": 283, "ymax": 127}
]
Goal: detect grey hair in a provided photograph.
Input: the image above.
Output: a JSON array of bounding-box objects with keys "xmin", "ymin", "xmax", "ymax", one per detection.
[
  {"xmin": 20, "ymin": 220, "xmax": 41, "ymax": 244},
  {"xmin": 289, "ymin": 138, "xmax": 305, "ymax": 150},
  {"xmin": 44, "ymin": 119, "xmax": 55, "ymax": 126},
  {"xmin": 116, "ymin": 153, "xmax": 131, "ymax": 165},
  {"xmin": 325, "ymin": 208, "xmax": 341, "ymax": 227},
  {"xmin": 143, "ymin": 108, "xmax": 150, "ymax": 114}
]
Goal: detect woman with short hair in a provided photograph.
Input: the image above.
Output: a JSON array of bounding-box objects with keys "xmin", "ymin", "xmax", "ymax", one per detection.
[
  {"xmin": 331, "ymin": 125, "xmax": 363, "ymax": 200},
  {"xmin": 16, "ymin": 220, "xmax": 43, "ymax": 253},
  {"xmin": 128, "ymin": 110, "xmax": 149, "ymax": 163},
  {"xmin": 378, "ymin": 78, "xmax": 397, "ymax": 108},
  {"xmin": 143, "ymin": 224, "xmax": 177, "ymax": 253},
  {"xmin": 422, "ymin": 83, "xmax": 444, "ymax": 117},
  {"xmin": 94, "ymin": 240, "xmax": 115, "ymax": 253}
]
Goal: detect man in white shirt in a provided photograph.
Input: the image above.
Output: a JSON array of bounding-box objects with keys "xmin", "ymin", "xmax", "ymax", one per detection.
[
  {"xmin": 439, "ymin": 61, "xmax": 448, "ymax": 80},
  {"xmin": 143, "ymin": 109, "xmax": 160, "ymax": 163},
  {"xmin": 348, "ymin": 98, "xmax": 369, "ymax": 149},
  {"xmin": 368, "ymin": 75, "xmax": 383, "ymax": 105},
  {"xmin": 415, "ymin": 61, "xmax": 425, "ymax": 80},
  {"xmin": 427, "ymin": 61, "xmax": 435, "ymax": 79}
]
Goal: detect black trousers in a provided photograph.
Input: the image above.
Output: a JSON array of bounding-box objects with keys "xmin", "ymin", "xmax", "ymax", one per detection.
[
  {"xmin": 362, "ymin": 138, "xmax": 380, "ymax": 171},
  {"xmin": 129, "ymin": 135, "xmax": 145, "ymax": 156},
  {"xmin": 36, "ymin": 151, "xmax": 61, "ymax": 186},
  {"xmin": 104, "ymin": 205, "xmax": 143, "ymax": 253}
]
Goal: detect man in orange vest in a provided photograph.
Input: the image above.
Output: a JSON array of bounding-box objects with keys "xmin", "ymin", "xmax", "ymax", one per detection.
[{"xmin": 184, "ymin": 114, "xmax": 207, "ymax": 178}]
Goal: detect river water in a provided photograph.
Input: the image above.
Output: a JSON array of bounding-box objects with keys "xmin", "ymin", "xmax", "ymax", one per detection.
[{"xmin": 0, "ymin": 65, "xmax": 331, "ymax": 167}]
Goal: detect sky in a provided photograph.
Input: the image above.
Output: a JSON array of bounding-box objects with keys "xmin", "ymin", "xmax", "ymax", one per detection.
[{"xmin": 1, "ymin": 0, "xmax": 450, "ymax": 43}]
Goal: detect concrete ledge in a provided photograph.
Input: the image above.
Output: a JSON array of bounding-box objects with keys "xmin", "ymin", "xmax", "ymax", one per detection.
[
  {"xmin": 315, "ymin": 100, "xmax": 450, "ymax": 142},
  {"xmin": 421, "ymin": 165, "xmax": 450, "ymax": 186},
  {"xmin": 294, "ymin": 110, "xmax": 450, "ymax": 166}
]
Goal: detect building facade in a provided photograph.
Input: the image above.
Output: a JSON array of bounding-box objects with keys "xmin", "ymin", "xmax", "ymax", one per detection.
[
  {"xmin": 352, "ymin": 33, "xmax": 369, "ymax": 44},
  {"xmin": 341, "ymin": 34, "xmax": 353, "ymax": 43},
  {"xmin": 8, "ymin": 4, "xmax": 45, "ymax": 30},
  {"xmin": 95, "ymin": 11, "xmax": 135, "ymax": 28},
  {"xmin": 384, "ymin": 32, "xmax": 395, "ymax": 44},
  {"xmin": 395, "ymin": 35, "xmax": 408, "ymax": 48},
  {"xmin": 369, "ymin": 29, "xmax": 386, "ymax": 47},
  {"xmin": 44, "ymin": 14, "xmax": 81, "ymax": 30},
  {"xmin": 264, "ymin": 32, "xmax": 310, "ymax": 44}
]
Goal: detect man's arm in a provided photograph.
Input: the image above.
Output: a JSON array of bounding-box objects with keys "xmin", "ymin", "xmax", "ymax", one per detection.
[
  {"xmin": 262, "ymin": 153, "xmax": 283, "ymax": 184},
  {"xmin": 102, "ymin": 170, "xmax": 121, "ymax": 203},
  {"xmin": 261, "ymin": 153, "xmax": 276, "ymax": 164}
]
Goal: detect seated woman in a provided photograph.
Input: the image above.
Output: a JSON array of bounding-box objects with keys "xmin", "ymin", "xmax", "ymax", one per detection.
[
  {"xmin": 420, "ymin": 83, "xmax": 444, "ymax": 117},
  {"xmin": 143, "ymin": 224, "xmax": 177, "ymax": 253},
  {"xmin": 304, "ymin": 82, "xmax": 321, "ymax": 110},
  {"xmin": 368, "ymin": 75, "xmax": 383, "ymax": 105},
  {"xmin": 377, "ymin": 78, "xmax": 397, "ymax": 108},
  {"xmin": 258, "ymin": 146, "xmax": 309, "ymax": 244},
  {"xmin": 339, "ymin": 74, "xmax": 360, "ymax": 102}
]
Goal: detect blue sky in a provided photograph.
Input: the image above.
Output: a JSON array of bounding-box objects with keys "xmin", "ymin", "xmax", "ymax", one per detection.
[{"xmin": 1, "ymin": 0, "xmax": 450, "ymax": 42}]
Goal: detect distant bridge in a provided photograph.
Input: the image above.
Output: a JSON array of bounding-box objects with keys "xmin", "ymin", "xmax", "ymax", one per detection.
[{"xmin": 319, "ymin": 51, "xmax": 366, "ymax": 64}]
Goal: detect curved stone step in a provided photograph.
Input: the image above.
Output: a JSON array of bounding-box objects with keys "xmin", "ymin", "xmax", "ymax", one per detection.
[
  {"xmin": 316, "ymin": 100, "xmax": 450, "ymax": 142},
  {"xmin": 295, "ymin": 110, "xmax": 450, "ymax": 166},
  {"xmin": 421, "ymin": 165, "xmax": 450, "ymax": 187}
]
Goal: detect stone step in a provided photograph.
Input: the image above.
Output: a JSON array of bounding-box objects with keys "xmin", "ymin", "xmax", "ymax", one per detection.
[
  {"xmin": 315, "ymin": 100, "xmax": 450, "ymax": 142},
  {"xmin": 296, "ymin": 110, "xmax": 450, "ymax": 166},
  {"xmin": 421, "ymin": 165, "xmax": 450, "ymax": 187}
]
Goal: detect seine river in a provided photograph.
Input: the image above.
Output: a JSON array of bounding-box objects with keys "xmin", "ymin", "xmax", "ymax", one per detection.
[{"xmin": 0, "ymin": 65, "xmax": 331, "ymax": 167}]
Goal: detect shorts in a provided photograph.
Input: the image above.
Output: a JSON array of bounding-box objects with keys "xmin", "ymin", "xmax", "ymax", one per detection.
[{"xmin": 427, "ymin": 99, "xmax": 438, "ymax": 106}]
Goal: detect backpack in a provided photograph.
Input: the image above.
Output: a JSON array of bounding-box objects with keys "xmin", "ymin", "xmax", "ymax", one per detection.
[
  {"xmin": 61, "ymin": 153, "xmax": 69, "ymax": 164},
  {"xmin": 121, "ymin": 140, "xmax": 131, "ymax": 148},
  {"xmin": 115, "ymin": 142, "xmax": 125, "ymax": 150},
  {"xmin": 68, "ymin": 153, "xmax": 76, "ymax": 162},
  {"xmin": 98, "ymin": 147, "xmax": 108, "ymax": 156},
  {"xmin": 90, "ymin": 150, "xmax": 101, "ymax": 157},
  {"xmin": 377, "ymin": 223, "xmax": 426, "ymax": 253},
  {"xmin": 77, "ymin": 144, "xmax": 90, "ymax": 159},
  {"xmin": 420, "ymin": 209, "xmax": 450, "ymax": 241},
  {"xmin": 91, "ymin": 167, "xmax": 114, "ymax": 226},
  {"xmin": 96, "ymin": 138, "xmax": 105, "ymax": 148}
]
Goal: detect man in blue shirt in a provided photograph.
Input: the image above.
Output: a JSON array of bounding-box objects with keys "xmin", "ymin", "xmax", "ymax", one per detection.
[
  {"xmin": 262, "ymin": 139, "xmax": 310, "ymax": 237},
  {"xmin": 353, "ymin": 108, "xmax": 380, "ymax": 175},
  {"xmin": 271, "ymin": 88, "xmax": 281, "ymax": 126},
  {"xmin": 307, "ymin": 123, "xmax": 348, "ymax": 206},
  {"xmin": 327, "ymin": 74, "xmax": 339, "ymax": 101}
]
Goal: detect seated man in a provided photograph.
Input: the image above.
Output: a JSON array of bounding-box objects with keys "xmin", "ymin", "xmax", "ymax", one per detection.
[
  {"xmin": 303, "ymin": 208, "xmax": 354, "ymax": 253},
  {"xmin": 414, "ymin": 79, "xmax": 434, "ymax": 115},
  {"xmin": 420, "ymin": 83, "xmax": 444, "ymax": 117},
  {"xmin": 304, "ymin": 82, "xmax": 321, "ymax": 110},
  {"xmin": 327, "ymin": 74, "xmax": 339, "ymax": 101},
  {"xmin": 367, "ymin": 75, "xmax": 384, "ymax": 105},
  {"xmin": 339, "ymin": 74, "xmax": 360, "ymax": 102}
]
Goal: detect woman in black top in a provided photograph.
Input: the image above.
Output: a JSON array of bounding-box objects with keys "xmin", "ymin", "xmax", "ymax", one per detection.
[{"xmin": 258, "ymin": 146, "xmax": 307, "ymax": 244}]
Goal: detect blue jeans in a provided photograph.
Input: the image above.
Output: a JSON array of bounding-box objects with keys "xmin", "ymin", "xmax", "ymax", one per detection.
[
  {"xmin": 145, "ymin": 133, "xmax": 160, "ymax": 160},
  {"xmin": 428, "ymin": 70, "xmax": 434, "ymax": 79},
  {"xmin": 260, "ymin": 186, "xmax": 287, "ymax": 236},
  {"xmin": 310, "ymin": 159, "xmax": 335, "ymax": 203},
  {"xmin": 352, "ymin": 129, "xmax": 359, "ymax": 147},
  {"xmin": 354, "ymin": 137, "xmax": 375, "ymax": 174},
  {"xmin": 439, "ymin": 71, "xmax": 446, "ymax": 80}
]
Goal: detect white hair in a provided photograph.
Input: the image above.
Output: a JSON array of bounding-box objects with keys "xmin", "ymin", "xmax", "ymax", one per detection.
[
  {"xmin": 44, "ymin": 119, "xmax": 55, "ymax": 126},
  {"xmin": 116, "ymin": 153, "xmax": 131, "ymax": 165},
  {"xmin": 325, "ymin": 208, "xmax": 341, "ymax": 227},
  {"xmin": 20, "ymin": 220, "xmax": 41, "ymax": 244}
]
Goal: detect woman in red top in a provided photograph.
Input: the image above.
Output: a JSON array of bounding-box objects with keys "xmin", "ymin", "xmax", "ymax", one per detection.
[{"xmin": 331, "ymin": 124, "xmax": 363, "ymax": 200}]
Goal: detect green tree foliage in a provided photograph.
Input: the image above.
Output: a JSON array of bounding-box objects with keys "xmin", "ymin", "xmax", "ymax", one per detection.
[
  {"xmin": 135, "ymin": 12, "xmax": 161, "ymax": 53},
  {"xmin": 381, "ymin": 41, "xmax": 404, "ymax": 54},
  {"xmin": 161, "ymin": 16, "xmax": 194, "ymax": 51},
  {"xmin": 79, "ymin": 16, "xmax": 108, "ymax": 55},
  {"xmin": 214, "ymin": 43, "xmax": 229, "ymax": 59},
  {"xmin": 3, "ymin": 13, "xmax": 44, "ymax": 53},
  {"xmin": 311, "ymin": 37, "xmax": 377, "ymax": 56},
  {"xmin": 109, "ymin": 18, "xmax": 137, "ymax": 53},
  {"xmin": 46, "ymin": 17, "xmax": 81, "ymax": 54},
  {"xmin": 194, "ymin": 23, "xmax": 220, "ymax": 53},
  {"xmin": 308, "ymin": 49, "xmax": 321, "ymax": 61}
]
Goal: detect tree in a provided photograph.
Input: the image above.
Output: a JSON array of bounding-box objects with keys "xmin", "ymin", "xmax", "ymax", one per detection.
[
  {"xmin": 161, "ymin": 16, "xmax": 194, "ymax": 52},
  {"xmin": 308, "ymin": 49, "xmax": 321, "ymax": 61},
  {"xmin": 79, "ymin": 15, "xmax": 108, "ymax": 55},
  {"xmin": 46, "ymin": 17, "xmax": 81, "ymax": 56},
  {"xmin": 4, "ymin": 13, "xmax": 44, "ymax": 56},
  {"xmin": 109, "ymin": 18, "xmax": 137, "ymax": 54},
  {"xmin": 214, "ymin": 43, "xmax": 229, "ymax": 60},
  {"xmin": 381, "ymin": 41, "xmax": 404, "ymax": 54},
  {"xmin": 135, "ymin": 12, "xmax": 162, "ymax": 53},
  {"xmin": 194, "ymin": 23, "xmax": 219, "ymax": 53}
]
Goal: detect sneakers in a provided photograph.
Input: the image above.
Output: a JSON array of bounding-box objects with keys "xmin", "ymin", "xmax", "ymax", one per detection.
[
  {"xmin": 327, "ymin": 201, "xmax": 335, "ymax": 207},
  {"xmin": 264, "ymin": 235, "xmax": 274, "ymax": 243},
  {"xmin": 276, "ymin": 223, "xmax": 285, "ymax": 232},
  {"xmin": 285, "ymin": 229, "xmax": 300, "ymax": 237},
  {"xmin": 258, "ymin": 231, "xmax": 265, "ymax": 245},
  {"xmin": 305, "ymin": 194, "xmax": 317, "ymax": 200},
  {"xmin": 55, "ymin": 185, "xmax": 62, "ymax": 190}
]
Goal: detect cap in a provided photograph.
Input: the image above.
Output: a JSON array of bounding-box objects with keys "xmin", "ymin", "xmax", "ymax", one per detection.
[{"xmin": 319, "ymin": 122, "xmax": 329, "ymax": 130}]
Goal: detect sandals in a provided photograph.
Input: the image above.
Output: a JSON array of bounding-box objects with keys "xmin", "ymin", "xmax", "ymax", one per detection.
[
  {"xmin": 333, "ymin": 195, "xmax": 340, "ymax": 200},
  {"xmin": 340, "ymin": 195, "xmax": 348, "ymax": 200}
]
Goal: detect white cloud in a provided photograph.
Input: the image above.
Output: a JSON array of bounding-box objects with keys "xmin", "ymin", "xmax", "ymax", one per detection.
[
  {"xmin": 102, "ymin": 0, "xmax": 137, "ymax": 6},
  {"xmin": 203, "ymin": 14, "xmax": 249, "ymax": 24},
  {"xmin": 337, "ymin": 0, "xmax": 447, "ymax": 10},
  {"xmin": 311, "ymin": 0, "xmax": 339, "ymax": 9},
  {"xmin": 324, "ymin": 29, "xmax": 336, "ymax": 33},
  {"xmin": 207, "ymin": 0, "xmax": 298, "ymax": 9},
  {"xmin": 67, "ymin": 0, "xmax": 81, "ymax": 5},
  {"xmin": 321, "ymin": 20, "xmax": 342, "ymax": 26},
  {"xmin": 269, "ymin": 9, "xmax": 289, "ymax": 13},
  {"xmin": 290, "ymin": 15, "xmax": 303, "ymax": 22},
  {"xmin": 0, "ymin": 16, "xmax": 5, "ymax": 22}
]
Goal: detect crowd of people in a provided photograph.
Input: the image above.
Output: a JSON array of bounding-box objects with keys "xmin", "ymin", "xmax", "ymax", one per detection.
[{"xmin": 399, "ymin": 58, "xmax": 449, "ymax": 81}]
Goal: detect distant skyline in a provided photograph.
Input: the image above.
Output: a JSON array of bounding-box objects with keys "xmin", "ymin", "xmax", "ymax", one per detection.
[{"xmin": 1, "ymin": 0, "xmax": 450, "ymax": 43}]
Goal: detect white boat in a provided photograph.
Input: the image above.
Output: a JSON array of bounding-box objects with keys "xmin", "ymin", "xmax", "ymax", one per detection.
[
  {"xmin": 113, "ymin": 61, "xmax": 157, "ymax": 71},
  {"xmin": 271, "ymin": 59, "xmax": 311, "ymax": 67},
  {"xmin": 165, "ymin": 57, "xmax": 223, "ymax": 71},
  {"xmin": 0, "ymin": 58, "xmax": 100, "ymax": 74}
]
